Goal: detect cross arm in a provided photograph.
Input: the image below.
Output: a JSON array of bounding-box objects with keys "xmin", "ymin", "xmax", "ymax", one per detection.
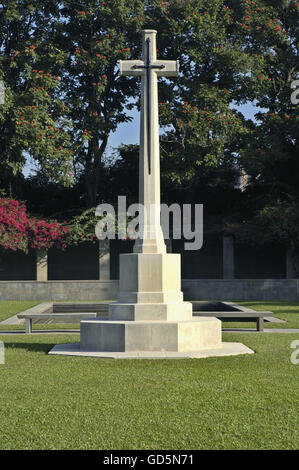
[
  {"xmin": 155, "ymin": 60, "xmax": 179, "ymax": 77},
  {"xmin": 119, "ymin": 60, "xmax": 145, "ymax": 76}
]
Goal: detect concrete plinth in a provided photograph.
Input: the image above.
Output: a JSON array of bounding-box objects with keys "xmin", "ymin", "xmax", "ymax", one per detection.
[
  {"xmin": 117, "ymin": 252, "xmax": 183, "ymax": 299},
  {"xmin": 80, "ymin": 317, "xmax": 222, "ymax": 353},
  {"xmin": 73, "ymin": 250, "xmax": 253, "ymax": 359},
  {"xmin": 109, "ymin": 252, "xmax": 193, "ymax": 317}
]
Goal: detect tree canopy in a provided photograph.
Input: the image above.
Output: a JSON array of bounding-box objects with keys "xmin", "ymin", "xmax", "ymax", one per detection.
[{"xmin": 0, "ymin": 0, "xmax": 298, "ymax": 249}]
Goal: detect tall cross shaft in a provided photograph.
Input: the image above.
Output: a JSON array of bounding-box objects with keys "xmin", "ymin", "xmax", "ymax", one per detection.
[{"xmin": 120, "ymin": 30, "xmax": 179, "ymax": 254}]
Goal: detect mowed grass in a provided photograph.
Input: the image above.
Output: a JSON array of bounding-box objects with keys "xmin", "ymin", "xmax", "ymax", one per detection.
[
  {"xmin": 0, "ymin": 332, "xmax": 298, "ymax": 450},
  {"xmin": 0, "ymin": 301, "xmax": 40, "ymax": 323}
]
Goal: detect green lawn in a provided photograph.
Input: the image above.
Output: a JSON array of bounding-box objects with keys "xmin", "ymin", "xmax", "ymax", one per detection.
[
  {"xmin": 0, "ymin": 301, "xmax": 40, "ymax": 323},
  {"xmin": 0, "ymin": 332, "xmax": 298, "ymax": 450}
]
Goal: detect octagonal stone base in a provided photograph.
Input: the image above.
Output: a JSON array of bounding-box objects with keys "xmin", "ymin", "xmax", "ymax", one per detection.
[
  {"xmin": 49, "ymin": 342, "xmax": 254, "ymax": 359},
  {"xmin": 48, "ymin": 249, "xmax": 255, "ymax": 358},
  {"xmin": 80, "ymin": 317, "xmax": 222, "ymax": 353}
]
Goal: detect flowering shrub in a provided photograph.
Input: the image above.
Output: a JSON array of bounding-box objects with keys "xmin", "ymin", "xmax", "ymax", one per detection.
[
  {"xmin": 0, "ymin": 198, "xmax": 70, "ymax": 252},
  {"xmin": 0, "ymin": 199, "xmax": 28, "ymax": 251},
  {"xmin": 27, "ymin": 218, "xmax": 70, "ymax": 251},
  {"xmin": 0, "ymin": 199, "xmax": 138, "ymax": 253}
]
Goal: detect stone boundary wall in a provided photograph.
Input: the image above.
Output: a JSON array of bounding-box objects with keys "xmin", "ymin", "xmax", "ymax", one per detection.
[
  {"xmin": 1, "ymin": 237, "xmax": 295, "ymax": 282},
  {"xmin": 182, "ymin": 279, "xmax": 299, "ymax": 301},
  {"xmin": 0, "ymin": 279, "xmax": 298, "ymax": 301}
]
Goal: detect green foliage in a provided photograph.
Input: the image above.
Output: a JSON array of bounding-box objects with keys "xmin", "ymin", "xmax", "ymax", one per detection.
[
  {"xmin": 67, "ymin": 203, "xmax": 138, "ymax": 245},
  {"xmin": 149, "ymin": 0, "xmax": 253, "ymax": 188},
  {"xmin": 152, "ymin": 0, "xmax": 298, "ymax": 196},
  {"xmin": 67, "ymin": 207, "xmax": 99, "ymax": 245},
  {"xmin": 51, "ymin": 0, "xmax": 147, "ymax": 206},
  {"xmin": 0, "ymin": 1, "xmax": 74, "ymax": 189},
  {"xmin": 226, "ymin": 0, "xmax": 299, "ymax": 248},
  {"xmin": 237, "ymin": 0, "xmax": 298, "ymax": 192},
  {"xmin": 227, "ymin": 200, "xmax": 299, "ymax": 251},
  {"xmin": 0, "ymin": 0, "xmax": 298, "ymax": 249}
]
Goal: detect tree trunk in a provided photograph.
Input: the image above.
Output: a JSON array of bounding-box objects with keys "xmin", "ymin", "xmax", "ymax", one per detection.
[{"xmin": 84, "ymin": 134, "xmax": 109, "ymax": 207}]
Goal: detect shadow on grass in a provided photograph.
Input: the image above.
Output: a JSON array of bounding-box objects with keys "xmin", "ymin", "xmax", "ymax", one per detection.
[
  {"xmin": 3, "ymin": 341, "xmax": 69, "ymax": 354},
  {"xmin": 265, "ymin": 310, "xmax": 299, "ymax": 314},
  {"xmin": 240, "ymin": 301, "xmax": 299, "ymax": 306}
]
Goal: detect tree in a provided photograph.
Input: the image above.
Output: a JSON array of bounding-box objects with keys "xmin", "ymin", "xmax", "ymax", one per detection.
[
  {"xmin": 239, "ymin": 0, "xmax": 299, "ymax": 205},
  {"xmin": 0, "ymin": 1, "xmax": 74, "ymax": 196},
  {"xmin": 147, "ymin": 0, "xmax": 298, "ymax": 229},
  {"xmin": 48, "ymin": 0, "xmax": 147, "ymax": 207},
  {"xmin": 130, "ymin": 0, "xmax": 256, "ymax": 222},
  {"xmin": 44, "ymin": 0, "xmax": 255, "ymax": 210},
  {"xmin": 227, "ymin": 0, "xmax": 299, "ymax": 251}
]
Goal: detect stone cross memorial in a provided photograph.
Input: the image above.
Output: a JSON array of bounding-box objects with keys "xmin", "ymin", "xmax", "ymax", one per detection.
[
  {"xmin": 119, "ymin": 30, "xmax": 178, "ymax": 255},
  {"xmin": 49, "ymin": 30, "xmax": 252, "ymax": 358},
  {"xmin": 79, "ymin": 30, "xmax": 224, "ymax": 357}
]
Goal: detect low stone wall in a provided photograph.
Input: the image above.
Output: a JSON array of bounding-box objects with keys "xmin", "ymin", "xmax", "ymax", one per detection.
[
  {"xmin": 0, "ymin": 280, "xmax": 118, "ymax": 301},
  {"xmin": 0, "ymin": 279, "xmax": 298, "ymax": 301},
  {"xmin": 182, "ymin": 279, "xmax": 299, "ymax": 301}
]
